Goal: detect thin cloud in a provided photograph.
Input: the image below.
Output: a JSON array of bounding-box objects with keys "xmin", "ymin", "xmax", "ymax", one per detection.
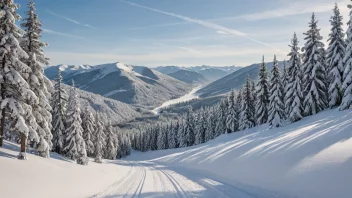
[
  {"xmin": 46, "ymin": 10, "xmax": 97, "ymax": 29},
  {"xmin": 127, "ymin": 22, "xmax": 188, "ymax": 30},
  {"xmin": 119, "ymin": 0, "xmax": 283, "ymax": 53},
  {"xmin": 43, "ymin": 29, "xmax": 86, "ymax": 40}
]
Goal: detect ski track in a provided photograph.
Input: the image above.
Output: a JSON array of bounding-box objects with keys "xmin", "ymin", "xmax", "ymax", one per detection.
[{"xmin": 91, "ymin": 161, "xmax": 278, "ymax": 198}]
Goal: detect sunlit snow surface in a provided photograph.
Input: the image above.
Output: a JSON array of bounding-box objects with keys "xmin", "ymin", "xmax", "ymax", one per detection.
[
  {"xmin": 152, "ymin": 86, "xmax": 202, "ymax": 114},
  {"xmin": 1, "ymin": 109, "xmax": 352, "ymax": 198}
]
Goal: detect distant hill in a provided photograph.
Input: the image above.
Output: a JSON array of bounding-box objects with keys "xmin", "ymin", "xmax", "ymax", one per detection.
[
  {"xmin": 168, "ymin": 69, "xmax": 209, "ymax": 85},
  {"xmin": 197, "ymin": 61, "xmax": 285, "ymax": 98},
  {"xmin": 154, "ymin": 65, "xmax": 242, "ymax": 82}
]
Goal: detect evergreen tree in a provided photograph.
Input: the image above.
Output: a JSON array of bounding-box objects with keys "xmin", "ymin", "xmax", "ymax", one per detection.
[
  {"xmin": 340, "ymin": 2, "xmax": 352, "ymax": 110},
  {"xmin": 51, "ymin": 71, "xmax": 67, "ymax": 154},
  {"xmin": 0, "ymin": 0, "xmax": 38, "ymax": 160},
  {"xmin": 157, "ymin": 125, "xmax": 166, "ymax": 149},
  {"xmin": 185, "ymin": 108, "xmax": 195, "ymax": 146},
  {"xmin": 282, "ymin": 60, "xmax": 288, "ymax": 94},
  {"xmin": 255, "ymin": 56, "xmax": 270, "ymax": 125},
  {"xmin": 94, "ymin": 114, "xmax": 104, "ymax": 163},
  {"xmin": 327, "ymin": 3, "xmax": 345, "ymax": 108},
  {"xmin": 168, "ymin": 122, "xmax": 176, "ymax": 149},
  {"xmin": 302, "ymin": 13, "xmax": 328, "ymax": 115},
  {"xmin": 205, "ymin": 111, "xmax": 215, "ymax": 142},
  {"xmin": 226, "ymin": 91, "xmax": 238, "ymax": 132},
  {"xmin": 268, "ymin": 56, "xmax": 285, "ymax": 128},
  {"xmin": 104, "ymin": 122, "xmax": 116, "ymax": 160},
  {"xmin": 216, "ymin": 98, "xmax": 228, "ymax": 134},
  {"xmin": 63, "ymin": 85, "xmax": 88, "ymax": 165},
  {"xmin": 21, "ymin": 1, "xmax": 53, "ymax": 158},
  {"xmin": 285, "ymin": 33, "xmax": 304, "ymax": 122},
  {"xmin": 239, "ymin": 76, "xmax": 255, "ymax": 130},
  {"xmin": 82, "ymin": 107, "xmax": 95, "ymax": 157}
]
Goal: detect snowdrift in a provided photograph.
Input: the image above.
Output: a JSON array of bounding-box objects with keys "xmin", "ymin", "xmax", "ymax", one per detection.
[{"xmin": 127, "ymin": 109, "xmax": 352, "ymax": 198}]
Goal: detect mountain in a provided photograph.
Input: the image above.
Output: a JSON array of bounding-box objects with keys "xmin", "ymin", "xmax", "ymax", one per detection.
[
  {"xmin": 46, "ymin": 63, "xmax": 191, "ymax": 108},
  {"xmin": 154, "ymin": 65, "xmax": 242, "ymax": 82},
  {"xmin": 61, "ymin": 84, "xmax": 141, "ymax": 125},
  {"xmin": 168, "ymin": 69, "xmax": 209, "ymax": 84},
  {"xmin": 44, "ymin": 64, "xmax": 92, "ymax": 80},
  {"xmin": 197, "ymin": 61, "xmax": 285, "ymax": 98}
]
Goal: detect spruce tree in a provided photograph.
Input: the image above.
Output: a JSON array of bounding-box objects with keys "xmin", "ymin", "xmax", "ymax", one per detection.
[
  {"xmin": 185, "ymin": 108, "xmax": 195, "ymax": 146},
  {"xmin": 239, "ymin": 76, "xmax": 255, "ymax": 130},
  {"xmin": 216, "ymin": 98, "xmax": 228, "ymax": 134},
  {"xmin": 226, "ymin": 91, "xmax": 238, "ymax": 132},
  {"xmin": 327, "ymin": 3, "xmax": 345, "ymax": 108},
  {"xmin": 205, "ymin": 111, "xmax": 215, "ymax": 142},
  {"xmin": 94, "ymin": 113, "xmax": 104, "ymax": 163},
  {"xmin": 104, "ymin": 122, "xmax": 116, "ymax": 160},
  {"xmin": 302, "ymin": 13, "xmax": 328, "ymax": 115},
  {"xmin": 52, "ymin": 71, "xmax": 67, "ymax": 154},
  {"xmin": 82, "ymin": 107, "xmax": 95, "ymax": 157},
  {"xmin": 168, "ymin": 122, "xmax": 176, "ymax": 149},
  {"xmin": 21, "ymin": 1, "xmax": 53, "ymax": 158},
  {"xmin": 340, "ymin": 2, "xmax": 352, "ymax": 110},
  {"xmin": 63, "ymin": 85, "xmax": 88, "ymax": 165},
  {"xmin": 268, "ymin": 56, "xmax": 285, "ymax": 128},
  {"xmin": 285, "ymin": 33, "xmax": 304, "ymax": 122},
  {"xmin": 0, "ymin": 0, "xmax": 38, "ymax": 160},
  {"xmin": 255, "ymin": 56, "xmax": 270, "ymax": 125}
]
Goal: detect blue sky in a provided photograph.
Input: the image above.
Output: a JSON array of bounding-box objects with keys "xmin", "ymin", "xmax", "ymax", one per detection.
[{"xmin": 16, "ymin": 0, "xmax": 350, "ymax": 67}]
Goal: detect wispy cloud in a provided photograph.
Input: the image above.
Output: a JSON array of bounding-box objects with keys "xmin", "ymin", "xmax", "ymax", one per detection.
[
  {"xmin": 212, "ymin": 0, "xmax": 348, "ymax": 22},
  {"xmin": 46, "ymin": 10, "xmax": 98, "ymax": 29},
  {"xmin": 43, "ymin": 29, "xmax": 86, "ymax": 40},
  {"xmin": 119, "ymin": 0, "xmax": 283, "ymax": 53},
  {"xmin": 154, "ymin": 43, "xmax": 203, "ymax": 55},
  {"xmin": 126, "ymin": 22, "xmax": 188, "ymax": 30}
]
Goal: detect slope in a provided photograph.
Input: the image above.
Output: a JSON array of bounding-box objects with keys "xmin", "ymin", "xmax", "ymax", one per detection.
[
  {"xmin": 197, "ymin": 61, "xmax": 284, "ymax": 98},
  {"xmin": 127, "ymin": 109, "xmax": 352, "ymax": 198},
  {"xmin": 168, "ymin": 69, "xmax": 209, "ymax": 84},
  {"xmin": 62, "ymin": 83, "xmax": 141, "ymax": 125}
]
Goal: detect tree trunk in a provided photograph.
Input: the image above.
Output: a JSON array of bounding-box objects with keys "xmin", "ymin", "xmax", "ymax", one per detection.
[
  {"xmin": 0, "ymin": 109, "xmax": 5, "ymax": 147},
  {"xmin": 21, "ymin": 134, "xmax": 26, "ymax": 153}
]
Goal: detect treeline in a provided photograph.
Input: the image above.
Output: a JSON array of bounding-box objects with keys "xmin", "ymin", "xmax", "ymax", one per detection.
[
  {"xmin": 132, "ymin": 3, "xmax": 352, "ymax": 151},
  {"xmin": 0, "ymin": 1, "xmax": 130, "ymax": 165}
]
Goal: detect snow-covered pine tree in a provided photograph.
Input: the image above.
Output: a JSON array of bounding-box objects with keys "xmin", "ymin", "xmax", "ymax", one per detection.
[
  {"xmin": 216, "ymin": 98, "xmax": 228, "ymax": 134},
  {"xmin": 205, "ymin": 110, "xmax": 215, "ymax": 142},
  {"xmin": 185, "ymin": 108, "xmax": 195, "ymax": 146},
  {"xmin": 82, "ymin": 107, "xmax": 95, "ymax": 157},
  {"xmin": 21, "ymin": 1, "xmax": 53, "ymax": 158},
  {"xmin": 340, "ymin": 2, "xmax": 352, "ymax": 110},
  {"xmin": 0, "ymin": 0, "xmax": 39, "ymax": 160},
  {"xmin": 63, "ymin": 84, "xmax": 88, "ymax": 165},
  {"xmin": 226, "ymin": 91, "xmax": 238, "ymax": 132},
  {"xmin": 285, "ymin": 33, "xmax": 304, "ymax": 122},
  {"xmin": 168, "ymin": 122, "xmax": 176, "ymax": 149},
  {"xmin": 327, "ymin": 4, "xmax": 346, "ymax": 108},
  {"xmin": 282, "ymin": 60, "xmax": 288, "ymax": 95},
  {"xmin": 302, "ymin": 13, "xmax": 328, "ymax": 115},
  {"xmin": 94, "ymin": 113, "xmax": 104, "ymax": 163},
  {"xmin": 104, "ymin": 121, "xmax": 116, "ymax": 160},
  {"xmin": 268, "ymin": 55, "xmax": 285, "ymax": 128},
  {"xmin": 157, "ymin": 124, "xmax": 166, "ymax": 150},
  {"xmin": 239, "ymin": 76, "xmax": 255, "ymax": 130},
  {"xmin": 255, "ymin": 56, "xmax": 270, "ymax": 125},
  {"xmin": 51, "ymin": 71, "xmax": 67, "ymax": 154}
]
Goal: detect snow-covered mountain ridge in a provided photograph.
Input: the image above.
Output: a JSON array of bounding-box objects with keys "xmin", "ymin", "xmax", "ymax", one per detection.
[{"xmin": 45, "ymin": 62, "xmax": 191, "ymax": 108}]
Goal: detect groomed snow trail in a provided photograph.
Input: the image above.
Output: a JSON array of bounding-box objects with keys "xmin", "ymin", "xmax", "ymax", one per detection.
[
  {"xmin": 91, "ymin": 161, "xmax": 284, "ymax": 198},
  {"xmin": 152, "ymin": 86, "xmax": 202, "ymax": 115}
]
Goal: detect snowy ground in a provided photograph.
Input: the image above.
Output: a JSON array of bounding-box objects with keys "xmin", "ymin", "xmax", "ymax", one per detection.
[
  {"xmin": 127, "ymin": 109, "xmax": 352, "ymax": 198},
  {"xmin": 1, "ymin": 109, "xmax": 351, "ymax": 198},
  {"xmin": 152, "ymin": 86, "xmax": 202, "ymax": 115}
]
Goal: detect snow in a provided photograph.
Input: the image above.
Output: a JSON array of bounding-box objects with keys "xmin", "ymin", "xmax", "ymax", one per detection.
[
  {"xmin": 127, "ymin": 109, "xmax": 352, "ymax": 198},
  {"xmin": 1, "ymin": 109, "xmax": 352, "ymax": 198},
  {"xmin": 152, "ymin": 86, "xmax": 202, "ymax": 114},
  {"xmin": 103, "ymin": 89, "xmax": 128, "ymax": 97}
]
